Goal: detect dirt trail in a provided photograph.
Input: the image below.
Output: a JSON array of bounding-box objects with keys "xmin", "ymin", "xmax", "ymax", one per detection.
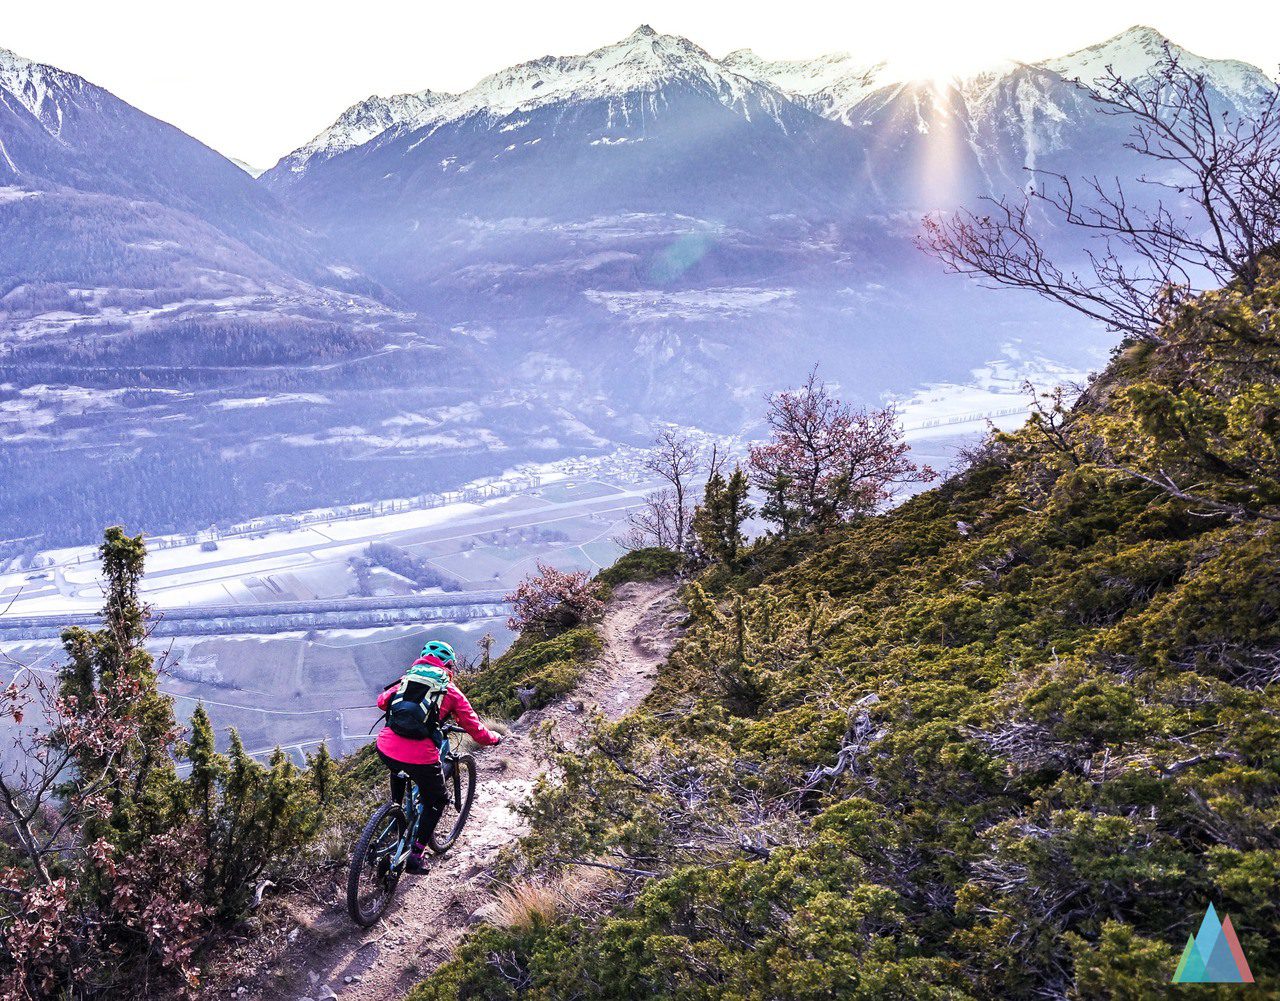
[{"xmin": 249, "ymin": 580, "xmax": 683, "ymax": 1001}]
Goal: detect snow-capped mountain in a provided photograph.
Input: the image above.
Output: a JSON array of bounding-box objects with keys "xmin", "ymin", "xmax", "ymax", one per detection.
[
  {"xmin": 721, "ymin": 25, "xmax": 1275, "ymax": 188},
  {"xmin": 0, "ymin": 43, "xmax": 371, "ymax": 288},
  {"xmin": 3, "ymin": 44, "xmax": 241, "ymax": 206},
  {"xmin": 272, "ymin": 23, "xmax": 1277, "ymax": 217},
  {"xmin": 270, "ymin": 26, "xmax": 814, "ymax": 183},
  {"xmin": 271, "ymin": 90, "xmax": 455, "ymax": 179},
  {"xmin": 1042, "ymin": 24, "xmax": 1273, "ymax": 99},
  {"xmin": 256, "ymin": 23, "xmax": 1275, "ymax": 430},
  {"xmin": 720, "ymin": 49, "xmax": 886, "ymax": 124},
  {"xmin": 261, "ymin": 24, "xmax": 867, "ymax": 287},
  {"xmin": 729, "ymin": 25, "xmax": 1275, "ymax": 131},
  {"xmin": 0, "ymin": 44, "xmax": 81, "ymax": 130},
  {"xmin": 431, "ymin": 24, "xmax": 791, "ymax": 123}
]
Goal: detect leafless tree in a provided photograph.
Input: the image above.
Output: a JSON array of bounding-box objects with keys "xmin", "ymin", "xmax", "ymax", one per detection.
[
  {"xmin": 748, "ymin": 369, "xmax": 934, "ymax": 533},
  {"xmin": 645, "ymin": 429, "xmax": 700, "ymax": 552},
  {"xmin": 622, "ymin": 430, "xmax": 709, "ymax": 553},
  {"xmin": 618, "ymin": 487, "xmax": 680, "ymax": 551},
  {"xmin": 920, "ymin": 45, "xmax": 1280, "ymax": 342}
]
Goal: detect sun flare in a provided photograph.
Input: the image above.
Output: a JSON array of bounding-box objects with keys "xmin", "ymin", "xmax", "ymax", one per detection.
[{"xmin": 879, "ymin": 41, "xmax": 994, "ymax": 86}]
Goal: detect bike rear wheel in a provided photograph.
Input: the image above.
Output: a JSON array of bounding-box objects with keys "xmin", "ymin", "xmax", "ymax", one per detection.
[
  {"xmin": 347, "ymin": 800, "xmax": 407, "ymax": 926},
  {"xmin": 427, "ymin": 754, "xmax": 476, "ymax": 853}
]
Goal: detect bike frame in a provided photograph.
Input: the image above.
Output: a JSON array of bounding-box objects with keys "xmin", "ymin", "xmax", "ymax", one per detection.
[
  {"xmin": 386, "ymin": 723, "xmax": 464, "ymax": 870},
  {"xmin": 374, "ymin": 776, "xmax": 419, "ymax": 874}
]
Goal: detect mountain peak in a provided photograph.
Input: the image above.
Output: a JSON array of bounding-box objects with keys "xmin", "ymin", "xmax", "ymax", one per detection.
[
  {"xmin": 721, "ymin": 49, "xmax": 884, "ymax": 124},
  {"xmin": 424, "ymin": 25, "xmax": 759, "ymax": 122},
  {"xmin": 1113, "ymin": 24, "xmax": 1170, "ymax": 44},
  {"xmin": 270, "ymin": 26, "xmax": 771, "ymax": 178},
  {"xmin": 1042, "ymin": 23, "xmax": 1271, "ymax": 98},
  {"xmin": 274, "ymin": 88, "xmax": 456, "ymax": 175},
  {"xmin": 0, "ymin": 43, "xmax": 85, "ymax": 131},
  {"xmin": 1042, "ymin": 25, "xmax": 1182, "ymax": 83}
]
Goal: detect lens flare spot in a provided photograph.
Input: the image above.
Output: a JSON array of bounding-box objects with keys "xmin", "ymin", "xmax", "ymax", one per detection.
[{"xmin": 650, "ymin": 230, "xmax": 717, "ymax": 283}]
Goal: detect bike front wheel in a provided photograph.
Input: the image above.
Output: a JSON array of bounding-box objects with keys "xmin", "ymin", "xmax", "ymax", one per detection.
[
  {"xmin": 427, "ymin": 754, "xmax": 476, "ymax": 853},
  {"xmin": 347, "ymin": 800, "xmax": 407, "ymax": 926}
]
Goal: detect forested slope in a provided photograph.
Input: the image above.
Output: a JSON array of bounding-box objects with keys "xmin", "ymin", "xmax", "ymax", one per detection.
[{"xmin": 413, "ymin": 263, "xmax": 1280, "ymax": 998}]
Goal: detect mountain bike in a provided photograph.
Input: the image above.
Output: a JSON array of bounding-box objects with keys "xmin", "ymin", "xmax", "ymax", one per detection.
[{"xmin": 346, "ymin": 724, "xmax": 479, "ymax": 926}]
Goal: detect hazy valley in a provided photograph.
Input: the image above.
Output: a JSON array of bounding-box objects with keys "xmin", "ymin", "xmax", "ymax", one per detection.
[{"xmin": 3, "ymin": 22, "xmax": 1209, "ymax": 756}]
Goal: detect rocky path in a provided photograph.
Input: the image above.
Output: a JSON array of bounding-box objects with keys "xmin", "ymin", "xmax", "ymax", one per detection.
[{"xmin": 247, "ymin": 580, "xmax": 683, "ymax": 1001}]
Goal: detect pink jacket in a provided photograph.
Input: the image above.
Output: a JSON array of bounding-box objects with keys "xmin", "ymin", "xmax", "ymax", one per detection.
[{"xmin": 376, "ymin": 680, "xmax": 498, "ymax": 765}]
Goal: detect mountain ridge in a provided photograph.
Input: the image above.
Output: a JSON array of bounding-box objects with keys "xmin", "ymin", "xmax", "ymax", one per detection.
[
  {"xmin": 266, "ymin": 24, "xmax": 808, "ymax": 185},
  {"xmin": 269, "ymin": 23, "xmax": 1276, "ymax": 179}
]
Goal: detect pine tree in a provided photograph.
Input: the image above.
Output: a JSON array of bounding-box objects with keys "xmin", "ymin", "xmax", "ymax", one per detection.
[
  {"xmin": 186, "ymin": 730, "xmax": 323, "ymax": 917},
  {"xmin": 758, "ymin": 472, "xmax": 798, "ymax": 539},
  {"xmin": 185, "ymin": 703, "xmax": 226, "ymax": 902},
  {"xmin": 186, "ymin": 704, "xmax": 223, "ymax": 820},
  {"xmin": 306, "ymin": 741, "xmax": 337, "ymax": 806},
  {"xmin": 58, "ymin": 527, "xmax": 180, "ymax": 844},
  {"xmin": 693, "ymin": 465, "xmax": 754, "ymax": 565}
]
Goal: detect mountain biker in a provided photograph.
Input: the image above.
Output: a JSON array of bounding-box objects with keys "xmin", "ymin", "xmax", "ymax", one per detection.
[{"xmin": 375, "ymin": 639, "xmax": 500, "ymax": 873}]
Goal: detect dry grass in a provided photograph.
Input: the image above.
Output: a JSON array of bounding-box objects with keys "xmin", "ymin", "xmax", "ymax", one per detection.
[
  {"xmin": 490, "ymin": 881, "xmax": 566, "ymax": 932},
  {"xmin": 453, "ymin": 715, "xmax": 512, "ymax": 753},
  {"xmin": 559, "ymin": 864, "xmax": 620, "ymax": 910},
  {"xmin": 488, "ymin": 866, "xmax": 620, "ymax": 932}
]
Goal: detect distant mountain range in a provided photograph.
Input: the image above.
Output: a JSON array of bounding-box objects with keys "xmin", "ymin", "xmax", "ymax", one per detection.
[
  {"xmin": 269, "ymin": 24, "xmax": 1272, "ymax": 203},
  {"xmin": 258, "ymin": 24, "xmax": 1274, "ymax": 415},
  {"xmin": 0, "ymin": 25, "xmax": 1275, "ymax": 547}
]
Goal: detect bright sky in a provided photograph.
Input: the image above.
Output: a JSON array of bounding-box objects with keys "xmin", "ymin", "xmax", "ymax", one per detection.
[{"xmin": 4, "ymin": 1, "xmax": 1278, "ymax": 168}]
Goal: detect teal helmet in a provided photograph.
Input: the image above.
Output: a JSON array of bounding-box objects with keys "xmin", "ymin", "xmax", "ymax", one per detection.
[{"xmin": 420, "ymin": 639, "xmax": 456, "ymax": 667}]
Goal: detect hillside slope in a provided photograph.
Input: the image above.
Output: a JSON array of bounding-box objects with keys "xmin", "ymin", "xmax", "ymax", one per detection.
[
  {"xmin": 0, "ymin": 43, "xmax": 366, "ymax": 287},
  {"xmin": 410, "ymin": 265, "xmax": 1280, "ymax": 997},
  {"xmin": 0, "ymin": 42, "xmax": 676, "ymax": 550}
]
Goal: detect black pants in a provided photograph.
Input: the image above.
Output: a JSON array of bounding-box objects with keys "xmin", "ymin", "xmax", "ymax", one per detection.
[{"xmin": 378, "ymin": 750, "xmax": 448, "ymax": 841}]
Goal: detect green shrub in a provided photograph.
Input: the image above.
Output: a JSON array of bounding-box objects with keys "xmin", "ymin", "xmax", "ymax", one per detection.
[
  {"xmin": 594, "ymin": 547, "xmax": 684, "ymax": 589},
  {"xmin": 462, "ymin": 626, "xmax": 602, "ymax": 719}
]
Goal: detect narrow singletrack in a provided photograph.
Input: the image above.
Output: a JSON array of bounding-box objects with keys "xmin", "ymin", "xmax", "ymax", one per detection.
[{"xmin": 243, "ymin": 580, "xmax": 682, "ymax": 1001}]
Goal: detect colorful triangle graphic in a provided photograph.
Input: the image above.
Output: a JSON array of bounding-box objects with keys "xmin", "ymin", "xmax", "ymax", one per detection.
[
  {"xmin": 1222, "ymin": 917, "xmax": 1255, "ymax": 984},
  {"xmin": 1172, "ymin": 904, "xmax": 1255, "ymax": 984},
  {"xmin": 1174, "ymin": 933, "xmax": 1208, "ymax": 983}
]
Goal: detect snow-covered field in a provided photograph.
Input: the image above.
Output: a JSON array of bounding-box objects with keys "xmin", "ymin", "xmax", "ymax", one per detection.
[
  {"xmin": 0, "ymin": 453, "xmax": 658, "ymax": 620},
  {"xmin": 896, "ymin": 344, "xmax": 1094, "ymax": 440},
  {"xmin": 584, "ymin": 286, "xmax": 795, "ymax": 320}
]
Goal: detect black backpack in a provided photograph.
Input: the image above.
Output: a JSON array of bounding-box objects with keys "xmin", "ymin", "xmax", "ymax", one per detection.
[{"xmin": 385, "ymin": 678, "xmax": 445, "ymax": 743}]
